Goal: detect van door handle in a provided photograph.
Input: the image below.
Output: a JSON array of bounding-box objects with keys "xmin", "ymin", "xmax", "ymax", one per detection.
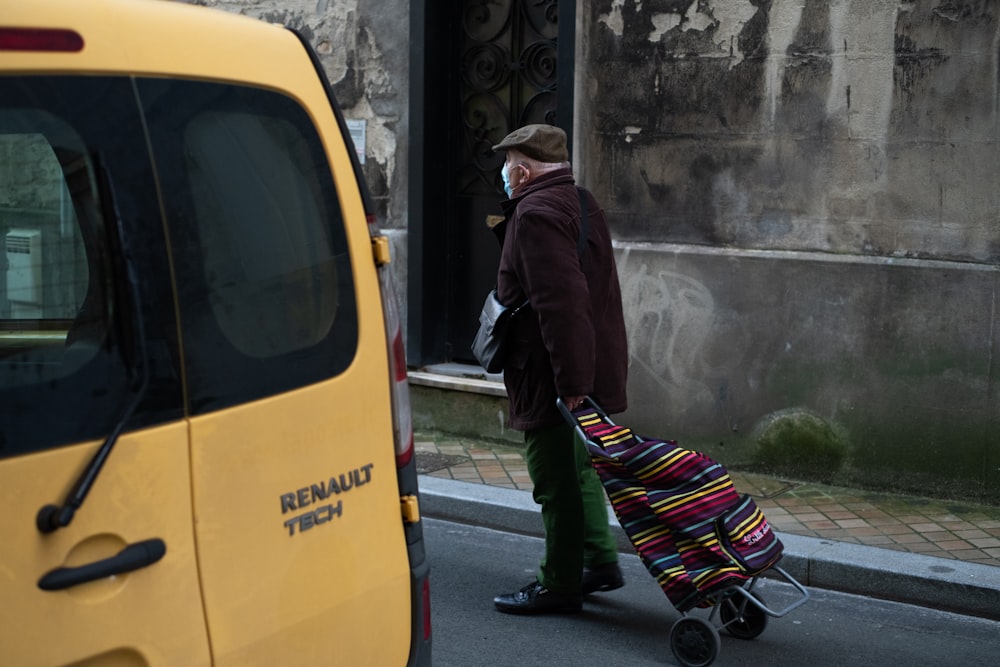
[{"xmin": 38, "ymin": 538, "xmax": 166, "ymax": 591}]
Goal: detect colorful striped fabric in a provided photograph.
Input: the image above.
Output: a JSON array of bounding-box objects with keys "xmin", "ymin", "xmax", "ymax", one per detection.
[{"xmin": 572, "ymin": 408, "xmax": 784, "ymax": 612}]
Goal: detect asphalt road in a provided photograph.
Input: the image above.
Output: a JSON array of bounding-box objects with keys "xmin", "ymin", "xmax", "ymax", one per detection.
[{"xmin": 424, "ymin": 517, "xmax": 1000, "ymax": 667}]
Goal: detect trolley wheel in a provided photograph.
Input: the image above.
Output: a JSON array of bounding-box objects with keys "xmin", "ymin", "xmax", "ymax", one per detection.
[
  {"xmin": 719, "ymin": 592, "xmax": 769, "ymax": 640},
  {"xmin": 669, "ymin": 616, "xmax": 720, "ymax": 667}
]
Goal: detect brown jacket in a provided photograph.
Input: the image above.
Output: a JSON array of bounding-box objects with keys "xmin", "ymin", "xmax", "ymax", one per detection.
[{"xmin": 495, "ymin": 168, "xmax": 628, "ymax": 431}]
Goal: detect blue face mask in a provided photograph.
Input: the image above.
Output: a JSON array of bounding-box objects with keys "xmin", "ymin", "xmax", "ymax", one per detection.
[{"xmin": 501, "ymin": 163, "xmax": 513, "ymax": 198}]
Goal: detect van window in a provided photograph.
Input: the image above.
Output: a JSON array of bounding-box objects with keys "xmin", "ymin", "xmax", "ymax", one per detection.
[
  {"xmin": 138, "ymin": 79, "xmax": 359, "ymax": 414},
  {"xmin": 0, "ymin": 77, "xmax": 181, "ymax": 458},
  {"xmin": 183, "ymin": 110, "xmax": 337, "ymax": 358},
  {"xmin": 0, "ymin": 121, "xmax": 94, "ymax": 355}
]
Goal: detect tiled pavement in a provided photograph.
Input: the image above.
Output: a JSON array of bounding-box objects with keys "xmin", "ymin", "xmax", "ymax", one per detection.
[{"xmin": 415, "ymin": 434, "xmax": 1000, "ymax": 568}]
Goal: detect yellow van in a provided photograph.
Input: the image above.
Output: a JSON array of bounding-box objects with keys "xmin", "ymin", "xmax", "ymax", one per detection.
[{"xmin": 0, "ymin": 1, "xmax": 431, "ymax": 665}]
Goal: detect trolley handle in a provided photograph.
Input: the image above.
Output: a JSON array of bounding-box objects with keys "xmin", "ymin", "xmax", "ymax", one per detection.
[
  {"xmin": 556, "ymin": 395, "xmax": 609, "ymax": 425},
  {"xmin": 556, "ymin": 395, "xmax": 618, "ymax": 445},
  {"xmin": 557, "ymin": 396, "xmax": 589, "ymax": 446}
]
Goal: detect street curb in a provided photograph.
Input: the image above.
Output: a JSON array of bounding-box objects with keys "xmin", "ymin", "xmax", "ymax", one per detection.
[{"xmin": 418, "ymin": 475, "xmax": 1000, "ymax": 621}]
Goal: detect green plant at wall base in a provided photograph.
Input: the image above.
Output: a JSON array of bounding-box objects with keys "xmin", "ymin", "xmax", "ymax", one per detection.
[{"xmin": 751, "ymin": 409, "xmax": 847, "ymax": 482}]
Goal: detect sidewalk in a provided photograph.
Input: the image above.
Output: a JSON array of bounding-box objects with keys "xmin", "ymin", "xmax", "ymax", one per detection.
[{"xmin": 415, "ymin": 432, "xmax": 1000, "ymax": 620}]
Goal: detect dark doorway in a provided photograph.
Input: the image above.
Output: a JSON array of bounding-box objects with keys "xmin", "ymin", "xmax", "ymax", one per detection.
[{"xmin": 408, "ymin": 0, "xmax": 576, "ymax": 367}]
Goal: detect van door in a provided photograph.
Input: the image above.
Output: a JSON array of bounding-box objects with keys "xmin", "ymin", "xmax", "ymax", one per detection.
[
  {"xmin": 138, "ymin": 77, "xmax": 414, "ymax": 665},
  {"xmin": 0, "ymin": 77, "xmax": 210, "ymax": 666}
]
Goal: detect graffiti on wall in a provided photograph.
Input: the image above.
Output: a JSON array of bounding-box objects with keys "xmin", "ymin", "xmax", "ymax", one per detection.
[{"xmin": 617, "ymin": 248, "xmax": 750, "ymax": 418}]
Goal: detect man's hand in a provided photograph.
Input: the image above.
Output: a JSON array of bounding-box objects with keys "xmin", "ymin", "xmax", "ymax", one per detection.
[{"xmin": 563, "ymin": 395, "xmax": 585, "ymax": 410}]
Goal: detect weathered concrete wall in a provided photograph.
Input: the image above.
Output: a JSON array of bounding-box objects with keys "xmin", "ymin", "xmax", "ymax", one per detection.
[
  {"xmin": 580, "ymin": 0, "xmax": 999, "ymax": 261},
  {"xmin": 615, "ymin": 244, "xmax": 999, "ymax": 500},
  {"xmin": 579, "ymin": 1, "xmax": 1000, "ymax": 501}
]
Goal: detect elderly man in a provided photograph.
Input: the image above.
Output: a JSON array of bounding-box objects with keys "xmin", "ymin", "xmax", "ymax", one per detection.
[{"xmin": 489, "ymin": 124, "xmax": 629, "ymax": 614}]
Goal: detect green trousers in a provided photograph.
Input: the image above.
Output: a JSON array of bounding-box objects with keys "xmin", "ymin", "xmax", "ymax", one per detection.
[{"xmin": 525, "ymin": 422, "xmax": 618, "ymax": 593}]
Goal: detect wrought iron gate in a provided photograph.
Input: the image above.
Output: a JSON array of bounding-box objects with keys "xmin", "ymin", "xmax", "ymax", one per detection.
[
  {"xmin": 457, "ymin": 0, "xmax": 562, "ymax": 193},
  {"xmin": 431, "ymin": 0, "xmax": 574, "ymax": 365}
]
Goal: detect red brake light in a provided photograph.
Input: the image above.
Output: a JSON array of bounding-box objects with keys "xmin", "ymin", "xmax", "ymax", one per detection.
[
  {"xmin": 376, "ymin": 251, "xmax": 414, "ymax": 469},
  {"xmin": 392, "ymin": 327, "xmax": 414, "ymax": 468},
  {"xmin": 0, "ymin": 28, "xmax": 84, "ymax": 52}
]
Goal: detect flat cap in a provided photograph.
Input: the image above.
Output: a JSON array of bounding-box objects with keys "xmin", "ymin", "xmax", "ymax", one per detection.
[{"xmin": 491, "ymin": 124, "xmax": 568, "ymax": 163}]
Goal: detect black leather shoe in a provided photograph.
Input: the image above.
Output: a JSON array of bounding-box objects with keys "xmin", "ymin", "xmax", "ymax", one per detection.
[
  {"xmin": 494, "ymin": 581, "xmax": 583, "ymax": 615},
  {"xmin": 581, "ymin": 563, "xmax": 624, "ymax": 595}
]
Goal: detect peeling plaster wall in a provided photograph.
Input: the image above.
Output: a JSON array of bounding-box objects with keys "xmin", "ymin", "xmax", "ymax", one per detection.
[
  {"xmin": 584, "ymin": 0, "xmax": 999, "ymax": 259},
  {"xmin": 580, "ymin": 0, "xmax": 1000, "ymax": 500}
]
